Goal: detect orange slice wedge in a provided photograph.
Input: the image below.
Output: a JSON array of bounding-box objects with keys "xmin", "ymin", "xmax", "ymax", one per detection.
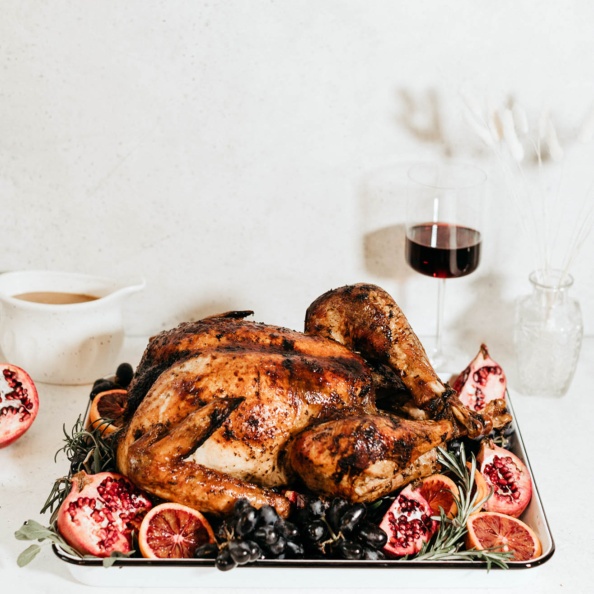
[
  {"xmin": 467, "ymin": 461, "xmax": 490, "ymax": 510},
  {"xmin": 466, "ymin": 511, "xmax": 542, "ymax": 561},
  {"xmin": 87, "ymin": 389, "xmax": 128, "ymax": 436},
  {"xmin": 138, "ymin": 502, "xmax": 215, "ymax": 559},
  {"xmin": 416, "ymin": 474, "xmax": 459, "ymax": 518}
]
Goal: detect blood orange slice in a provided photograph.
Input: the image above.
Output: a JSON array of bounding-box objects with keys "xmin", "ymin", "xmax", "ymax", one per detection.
[
  {"xmin": 416, "ymin": 474, "xmax": 459, "ymax": 518},
  {"xmin": 87, "ymin": 389, "xmax": 128, "ymax": 436},
  {"xmin": 466, "ymin": 511, "xmax": 542, "ymax": 561},
  {"xmin": 138, "ymin": 502, "xmax": 215, "ymax": 559}
]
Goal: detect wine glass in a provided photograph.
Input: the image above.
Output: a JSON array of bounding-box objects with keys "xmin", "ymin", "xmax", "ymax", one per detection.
[{"xmin": 405, "ymin": 162, "xmax": 486, "ymax": 371}]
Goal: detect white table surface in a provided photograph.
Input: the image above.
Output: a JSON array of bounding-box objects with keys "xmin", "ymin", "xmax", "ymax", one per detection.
[{"xmin": 1, "ymin": 336, "xmax": 591, "ymax": 593}]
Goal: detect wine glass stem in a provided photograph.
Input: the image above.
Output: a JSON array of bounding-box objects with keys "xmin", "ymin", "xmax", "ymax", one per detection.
[{"xmin": 435, "ymin": 278, "xmax": 446, "ymax": 362}]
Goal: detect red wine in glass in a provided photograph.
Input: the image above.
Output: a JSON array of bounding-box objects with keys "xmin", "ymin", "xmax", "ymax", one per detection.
[{"xmin": 405, "ymin": 222, "xmax": 481, "ymax": 279}]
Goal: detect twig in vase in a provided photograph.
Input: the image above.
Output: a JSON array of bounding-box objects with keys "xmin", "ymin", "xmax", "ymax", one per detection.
[{"xmin": 461, "ymin": 90, "xmax": 594, "ymax": 283}]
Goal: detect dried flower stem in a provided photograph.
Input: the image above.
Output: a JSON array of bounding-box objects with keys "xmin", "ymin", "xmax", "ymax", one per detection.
[{"xmin": 462, "ymin": 91, "xmax": 594, "ymax": 286}]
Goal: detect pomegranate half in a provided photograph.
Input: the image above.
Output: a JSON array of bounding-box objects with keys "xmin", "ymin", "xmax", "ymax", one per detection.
[
  {"xmin": 0, "ymin": 363, "xmax": 39, "ymax": 448},
  {"xmin": 452, "ymin": 344, "xmax": 506, "ymax": 413},
  {"xmin": 477, "ymin": 440, "xmax": 532, "ymax": 518},
  {"xmin": 380, "ymin": 484, "xmax": 438, "ymax": 557},
  {"xmin": 56, "ymin": 471, "xmax": 153, "ymax": 557}
]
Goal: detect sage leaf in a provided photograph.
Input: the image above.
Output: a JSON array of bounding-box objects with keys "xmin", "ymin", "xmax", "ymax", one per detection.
[
  {"xmin": 102, "ymin": 555, "xmax": 120, "ymax": 568},
  {"xmin": 17, "ymin": 544, "xmax": 42, "ymax": 567},
  {"xmin": 102, "ymin": 550, "xmax": 134, "ymax": 568},
  {"xmin": 14, "ymin": 520, "xmax": 52, "ymax": 541}
]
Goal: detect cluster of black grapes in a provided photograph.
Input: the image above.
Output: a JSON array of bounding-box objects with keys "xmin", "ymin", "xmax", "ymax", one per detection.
[
  {"xmin": 89, "ymin": 362, "xmax": 135, "ymax": 399},
  {"xmin": 197, "ymin": 499, "xmax": 305, "ymax": 571},
  {"xmin": 292, "ymin": 497, "xmax": 387, "ymax": 561},
  {"xmin": 196, "ymin": 496, "xmax": 389, "ymax": 570}
]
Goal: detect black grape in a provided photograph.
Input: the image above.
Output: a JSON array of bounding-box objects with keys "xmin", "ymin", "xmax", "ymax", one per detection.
[
  {"xmin": 306, "ymin": 498, "xmax": 327, "ymax": 519},
  {"xmin": 337, "ymin": 539, "xmax": 363, "ymax": 560},
  {"xmin": 215, "ymin": 548, "xmax": 237, "ymax": 572},
  {"xmin": 236, "ymin": 505, "xmax": 259, "ymax": 536},
  {"xmin": 304, "ymin": 520, "xmax": 328, "ymax": 543},
  {"xmin": 267, "ymin": 535, "xmax": 287, "ymax": 556},
  {"xmin": 327, "ymin": 498, "xmax": 350, "ymax": 531},
  {"xmin": 356, "ymin": 521, "xmax": 388, "ymax": 550},
  {"xmin": 278, "ymin": 520, "xmax": 299, "ymax": 540},
  {"xmin": 115, "ymin": 362, "xmax": 134, "ymax": 387},
  {"xmin": 258, "ymin": 504, "xmax": 280, "ymax": 527},
  {"xmin": 254, "ymin": 524, "xmax": 279, "ymax": 546},
  {"xmin": 339, "ymin": 503, "xmax": 367, "ymax": 533},
  {"xmin": 228, "ymin": 540, "xmax": 253, "ymax": 565},
  {"xmin": 362, "ymin": 547, "xmax": 386, "ymax": 560}
]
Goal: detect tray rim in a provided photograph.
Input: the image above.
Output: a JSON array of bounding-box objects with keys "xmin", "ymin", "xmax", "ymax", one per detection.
[
  {"xmin": 51, "ymin": 390, "xmax": 555, "ymax": 572},
  {"xmin": 52, "ymin": 543, "xmax": 555, "ymax": 570}
]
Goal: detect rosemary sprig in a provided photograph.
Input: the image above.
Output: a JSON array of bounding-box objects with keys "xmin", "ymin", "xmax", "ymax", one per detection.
[
  {"xmin": 56, "ymin": 414, "xmax": 117, "ymax": 476},
  {"xmin": 410, "ymin": 447, "xmax": 512, "ymax": 569},
  {"xmin": 40, "ymin": 414, "xmax": 118, "ymax": 518},
  {"xmin": 40, "ymin": 477, "xmax": 71, "ymax": 521}
]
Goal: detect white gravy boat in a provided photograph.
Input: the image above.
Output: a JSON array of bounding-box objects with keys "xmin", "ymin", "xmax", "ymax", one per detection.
[{"xmin": 0, "ymin": 270, "xmax": 145, "ymax": 385}]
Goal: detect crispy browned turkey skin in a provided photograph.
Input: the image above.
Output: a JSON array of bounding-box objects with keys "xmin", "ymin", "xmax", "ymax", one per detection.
[
  {"xmin": 286, "ymin": 414, "xmax": 454, "ymax": 502},
  {"xmin": 304, "ymin": 283, "xmax": 509, "ymax": 437},
  {"xmin": 118, "ymin": 346, "xmax": 374, "ymax": 516},
  {"xmin": 117, "ymin": 283, "xmax": 509, "ymax": 517}
]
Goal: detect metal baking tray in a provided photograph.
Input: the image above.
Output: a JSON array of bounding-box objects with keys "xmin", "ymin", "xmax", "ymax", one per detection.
[{"xmin": 52, "ymin": 392, "xmax": 555, "ymax": 589}]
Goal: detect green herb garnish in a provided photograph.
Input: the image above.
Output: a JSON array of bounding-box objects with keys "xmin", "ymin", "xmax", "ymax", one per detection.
[
  {"xmin": 15, "ymin": 519, "xmax": 133, "ymax": 568},
  {"xmin": 411, "ymin": 447, "xmax": 512, "ymax": 569}
]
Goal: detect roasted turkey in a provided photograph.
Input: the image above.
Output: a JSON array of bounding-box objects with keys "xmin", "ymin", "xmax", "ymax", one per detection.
[{"xmin": 116, "ymin": 283, "xmax": 510, "ymax": 517}]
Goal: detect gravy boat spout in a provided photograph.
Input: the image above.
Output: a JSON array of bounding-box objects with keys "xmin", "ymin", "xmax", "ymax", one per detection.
[
  {"xmin": 93, "ymin": 276, "xmax": 146, "ymax": 303},
  {"xmin": 0, "ymin": 270, "xmax": 146, "ymax": 385}
]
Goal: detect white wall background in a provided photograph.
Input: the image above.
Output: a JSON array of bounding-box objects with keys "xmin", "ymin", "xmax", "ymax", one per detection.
[{"xmin": 1, "ymin": 1, "xmax": 593, "ymax": 375}]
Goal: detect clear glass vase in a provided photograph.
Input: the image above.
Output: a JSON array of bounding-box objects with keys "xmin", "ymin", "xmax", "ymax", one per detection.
[{"xmin": 514, "ymin": 269, "xmax": 583, "ymax": 397}]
